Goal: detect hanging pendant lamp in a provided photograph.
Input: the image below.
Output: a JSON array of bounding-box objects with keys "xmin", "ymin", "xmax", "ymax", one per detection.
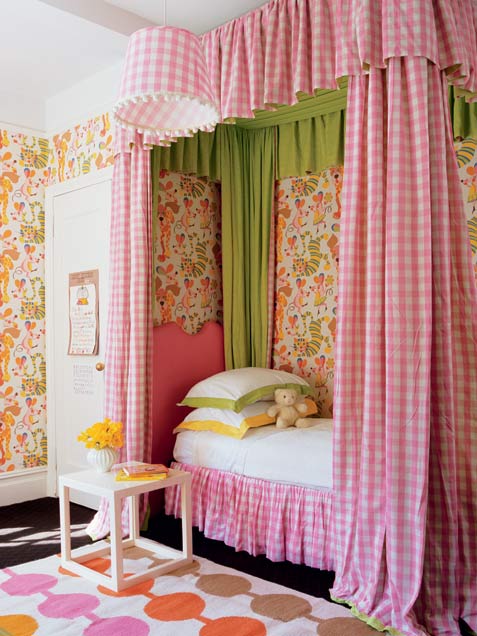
[{"xmin": 113, "ymin": 25, "xmax": 220, "ymax": 144}]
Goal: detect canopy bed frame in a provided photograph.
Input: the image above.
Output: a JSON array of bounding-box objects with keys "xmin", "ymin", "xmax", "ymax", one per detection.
[{"xmin": 93, "ymin": 2, "xmax": 477, "ymax": 635}]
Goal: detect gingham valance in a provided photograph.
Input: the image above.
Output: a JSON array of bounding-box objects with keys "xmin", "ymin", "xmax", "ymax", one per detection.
[{"xmin": 200, "ymin": 0, "xmax": 477, "ymax": 122}]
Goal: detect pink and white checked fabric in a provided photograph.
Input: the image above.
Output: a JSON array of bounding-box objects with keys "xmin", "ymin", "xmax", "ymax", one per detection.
[
  {"xmin": 114, "ymin": 26, "xmax": 219, "ymax": 143},
  {"xmin": 331, "ymin": 57, "xmax": 477, "ymax": 636},
  {"xmin": 87, "ymin": 136, "xmax": 153, "ymax": 540},
  {"xmin": 165, "ymin": 462, "xmax": 335, "ymax": 571},
  {"xmin": 200, "ymin": 0, "xmax": 477, "ymax": 122},
  {"xmin": 414, "ymin": 65, "xmax": 477, "ymax": 635}
]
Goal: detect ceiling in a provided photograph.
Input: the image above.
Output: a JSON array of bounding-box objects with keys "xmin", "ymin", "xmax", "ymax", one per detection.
[
  {"xmin": 1, "ymin": 0, "xmax": 267, "ymax": 119},
  {"xmin": 105, "ymin": 0, "xmax": 268, "ymax": 35}
]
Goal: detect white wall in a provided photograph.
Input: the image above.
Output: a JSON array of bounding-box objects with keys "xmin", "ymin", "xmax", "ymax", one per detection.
[
  {"xmin": 0, "ymin": 469, "xmax": 48, "ymax": 507},
  {"xmin": 0, "ymin": 90, "xmax": 46, "ymax": 132},
  {"xmin": 0, "ymin": 59, "xmax": 123, "ymax": 134},
  {"xmin": 45, "ymin": 60, "xmax": 123, "ymax": 134}
]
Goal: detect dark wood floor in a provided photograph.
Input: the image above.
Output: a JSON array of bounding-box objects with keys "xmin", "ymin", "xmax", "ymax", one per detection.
[
  {"xmin": 0, "ymin": 497, "xmax": 334, "ymax": 601},
  {"xmin": 144, "ymin": 512, "xmax": 335, "ymax": 600}
]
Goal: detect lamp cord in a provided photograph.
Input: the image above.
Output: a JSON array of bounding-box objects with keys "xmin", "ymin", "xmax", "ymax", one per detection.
[{"xmin": 163, "ymin": 0, "xmax": 167, "ymax": 26}]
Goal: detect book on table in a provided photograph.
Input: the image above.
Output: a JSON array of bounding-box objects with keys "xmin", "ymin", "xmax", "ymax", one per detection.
[{"xmin": 114, "ymin": 462, "xmax": 169, "ymax": 481}]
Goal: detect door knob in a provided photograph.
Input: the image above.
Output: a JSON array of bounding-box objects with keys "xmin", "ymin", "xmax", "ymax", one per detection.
[{"xmin": 95, "ymin": 362, "xmax": 105, "ymax": 372}]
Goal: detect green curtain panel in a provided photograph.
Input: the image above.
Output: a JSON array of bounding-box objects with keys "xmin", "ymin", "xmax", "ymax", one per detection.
[{"xmin": 217, "ymin": 125, "xmax": 274, "ymax": 369}]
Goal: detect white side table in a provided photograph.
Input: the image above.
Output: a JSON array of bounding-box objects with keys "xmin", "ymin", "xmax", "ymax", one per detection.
[{"xmin": 58, "ymin": 467, "xmax": 192, "ymax": 592}]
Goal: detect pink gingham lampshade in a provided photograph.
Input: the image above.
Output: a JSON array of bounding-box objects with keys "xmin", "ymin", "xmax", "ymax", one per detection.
[{"xmin": 114, "ymin": 26, "xmax": 220, "ymax": 144}]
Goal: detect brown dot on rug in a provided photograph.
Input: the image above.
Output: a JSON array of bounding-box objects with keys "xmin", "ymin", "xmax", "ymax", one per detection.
[
  {"xmin": 196, "ymin": 573, "xmax": 252, "ymax": 596},
  {"xmin": 251, "ymin": 593, "xmax": 313, "ymax": 622},
  {"xmin": 168, "ymin": 559, "xmax": 201, "ymax": 577}
]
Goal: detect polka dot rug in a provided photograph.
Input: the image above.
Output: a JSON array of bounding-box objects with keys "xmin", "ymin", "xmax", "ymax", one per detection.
[{"xmin": 0, "ymin": 544, "xmax": 380, "ymax": 635}]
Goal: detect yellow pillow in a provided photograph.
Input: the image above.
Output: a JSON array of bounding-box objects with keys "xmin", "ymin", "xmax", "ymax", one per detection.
[{"xmin": 174, "ymin": 398, "xmax": 318, "ymax": 439}]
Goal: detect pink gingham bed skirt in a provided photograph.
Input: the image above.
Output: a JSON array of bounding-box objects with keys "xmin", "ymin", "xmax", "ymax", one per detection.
[{"xmin": 165, "ymin": 461, "xmax": 335, "ymax": 571}]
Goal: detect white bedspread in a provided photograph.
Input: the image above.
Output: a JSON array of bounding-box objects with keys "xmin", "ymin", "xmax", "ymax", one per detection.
[{"xmin": 173, "ymin": 419, "xmax": 333, "ymax": 490}]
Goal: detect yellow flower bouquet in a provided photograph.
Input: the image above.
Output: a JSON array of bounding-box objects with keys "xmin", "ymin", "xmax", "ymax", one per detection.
[{"xmin": 77, "ymin": 418, "xmax": 124, "ymax": 450}]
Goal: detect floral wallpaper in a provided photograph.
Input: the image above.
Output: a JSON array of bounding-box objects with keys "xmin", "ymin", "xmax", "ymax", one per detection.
[
  {"xmin": 271, "ymin": 168, "xmax": 342, "ymax": 417},
  {"xmin": 0, "ymin": 112, "xmax": 115, "ymax": 475},
  {"xmin": 152, "ymin": 170, "xmax": 222, "ymax": 334},
  {"xmin": 49, "ymin": 113, "xmax": 114, "ymax": 183},
  {"xmin": 1, "ymin": 130, "xmax": 50, "ymax": 473},
  {"xmin": 456, "ymin": 137, "xmax": 477, "ymax": 276}
]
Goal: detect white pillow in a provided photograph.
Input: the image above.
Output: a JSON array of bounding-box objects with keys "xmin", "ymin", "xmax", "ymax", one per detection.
[
  {"xmin": 179, "ymin": 367, "xmax": 312, "ymax": 412},
  {"xmin": 174, "ymin": 398, "xmax": 318, "ymax": 439}
]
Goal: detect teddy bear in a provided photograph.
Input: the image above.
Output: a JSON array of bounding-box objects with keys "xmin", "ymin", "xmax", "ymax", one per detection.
[{"xmin": 267, "ymin": 388, "xmax": 315, "ymax": 429}]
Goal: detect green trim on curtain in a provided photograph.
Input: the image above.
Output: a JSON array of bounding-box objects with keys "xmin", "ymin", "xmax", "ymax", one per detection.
[
  {"xmin": 218, "ymin": 125, "xmax": 275, "ymax": 369},
  {"xmin": 449, "ymin": 86, "xmax": 477, "ymax": 139}
]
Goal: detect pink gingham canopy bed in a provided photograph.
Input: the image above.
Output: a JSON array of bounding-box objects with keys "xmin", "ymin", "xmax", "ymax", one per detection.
[{"xmin": 94, "ymin": 2, "xmax": 477, "ymax": 635}]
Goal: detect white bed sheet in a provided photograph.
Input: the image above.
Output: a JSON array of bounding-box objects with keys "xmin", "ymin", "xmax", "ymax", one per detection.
[{"xmin": 173, "ymin": 419, "xmax": 333, "ymax": 490}]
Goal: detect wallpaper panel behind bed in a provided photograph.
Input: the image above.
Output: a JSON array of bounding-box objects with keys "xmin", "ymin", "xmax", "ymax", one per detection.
[
  {"xmin": 271, "ymin": 167, "xmax": 343, "ymax": 417},
  {"xmin": 152, "ymin": 170, "xmax": 223, "ymax": 334}
]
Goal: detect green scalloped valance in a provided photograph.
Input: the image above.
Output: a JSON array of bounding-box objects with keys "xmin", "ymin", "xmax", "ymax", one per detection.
[{"xmin": 152, "ymin": 88, "xmax": 347, "ymax": 181}]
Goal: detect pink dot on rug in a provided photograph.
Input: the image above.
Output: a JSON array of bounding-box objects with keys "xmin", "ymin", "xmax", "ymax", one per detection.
[
  {"xmin": 38, "ymin": 593, "xmax": 99, "ymax": 618},
  {"xmin": 84, "ymin": 616, "xmax": 150, "ymax": 636},
  {"xmin": 0, "ymin": 573, "xmax": 57, "ymax": 596}
]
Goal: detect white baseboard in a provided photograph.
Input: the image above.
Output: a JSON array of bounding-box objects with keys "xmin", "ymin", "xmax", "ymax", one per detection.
[{"xmin": 0, "ymin": 469, "xmax": 48, "ymax": 507}]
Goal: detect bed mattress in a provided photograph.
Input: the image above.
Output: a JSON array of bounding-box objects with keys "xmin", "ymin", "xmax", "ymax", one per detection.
[{"xmin": 173, "ymin": 419, "xmax": 333, "ymax": 490}]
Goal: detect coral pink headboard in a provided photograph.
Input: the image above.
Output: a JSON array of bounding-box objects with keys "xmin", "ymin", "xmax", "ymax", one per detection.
[{"xmin": 151, "ymin": 321, "xmax": 225, "ymax": 468}]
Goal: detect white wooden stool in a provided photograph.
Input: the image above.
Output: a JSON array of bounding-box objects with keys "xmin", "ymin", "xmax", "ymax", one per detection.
[{"xmin": 58, "ymin": 467, "xmax": 192, "ymax": 591}]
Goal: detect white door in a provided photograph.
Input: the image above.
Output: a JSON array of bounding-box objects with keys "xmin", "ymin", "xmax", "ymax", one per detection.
[{"xmin": 46, "ymin": 169, "xmax": 112, "ymax": 509}]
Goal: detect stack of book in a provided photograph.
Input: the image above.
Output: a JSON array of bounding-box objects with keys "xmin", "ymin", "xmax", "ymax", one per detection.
[{"xmin": 114, "ymin": 462, "xmax": 169, "ymax": 482}]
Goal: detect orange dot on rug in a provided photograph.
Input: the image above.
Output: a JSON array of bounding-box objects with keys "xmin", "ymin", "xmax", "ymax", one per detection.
[
  {"xmin": 145, "ymin": 592, "xmax": 206, "ymax": 621},
  {"xmin": 59, "ymin": 557, "xmax": 110, "ymax": 578},
  {"xmin": 199, "ymin": 616, "xmax": 266, "ymax": 636},
  {"xmin": 82, "ymin": 557, "xmax": 111, "ymax": 573},
  {"xmin": 0, "ymin": 614, "xmax": 38, "ymax": 636},
  {"xmin": 98, "ymin": 577, "xmax": 155, "ymax": 597}
]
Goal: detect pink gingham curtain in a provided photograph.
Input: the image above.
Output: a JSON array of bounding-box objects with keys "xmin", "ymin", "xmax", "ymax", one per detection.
[
  {"xmin": 331, "ymin": 58, "xmax": 477, "ymax": 636},
  {"xmin": 87, "ymin": 134, "xmax": 153, "ymax": 540}
]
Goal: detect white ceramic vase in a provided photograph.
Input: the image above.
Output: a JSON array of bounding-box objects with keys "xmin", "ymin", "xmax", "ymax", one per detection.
[{"xmin": 87, "ymin": 446, "xmax": 118, "ymax": 473}]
